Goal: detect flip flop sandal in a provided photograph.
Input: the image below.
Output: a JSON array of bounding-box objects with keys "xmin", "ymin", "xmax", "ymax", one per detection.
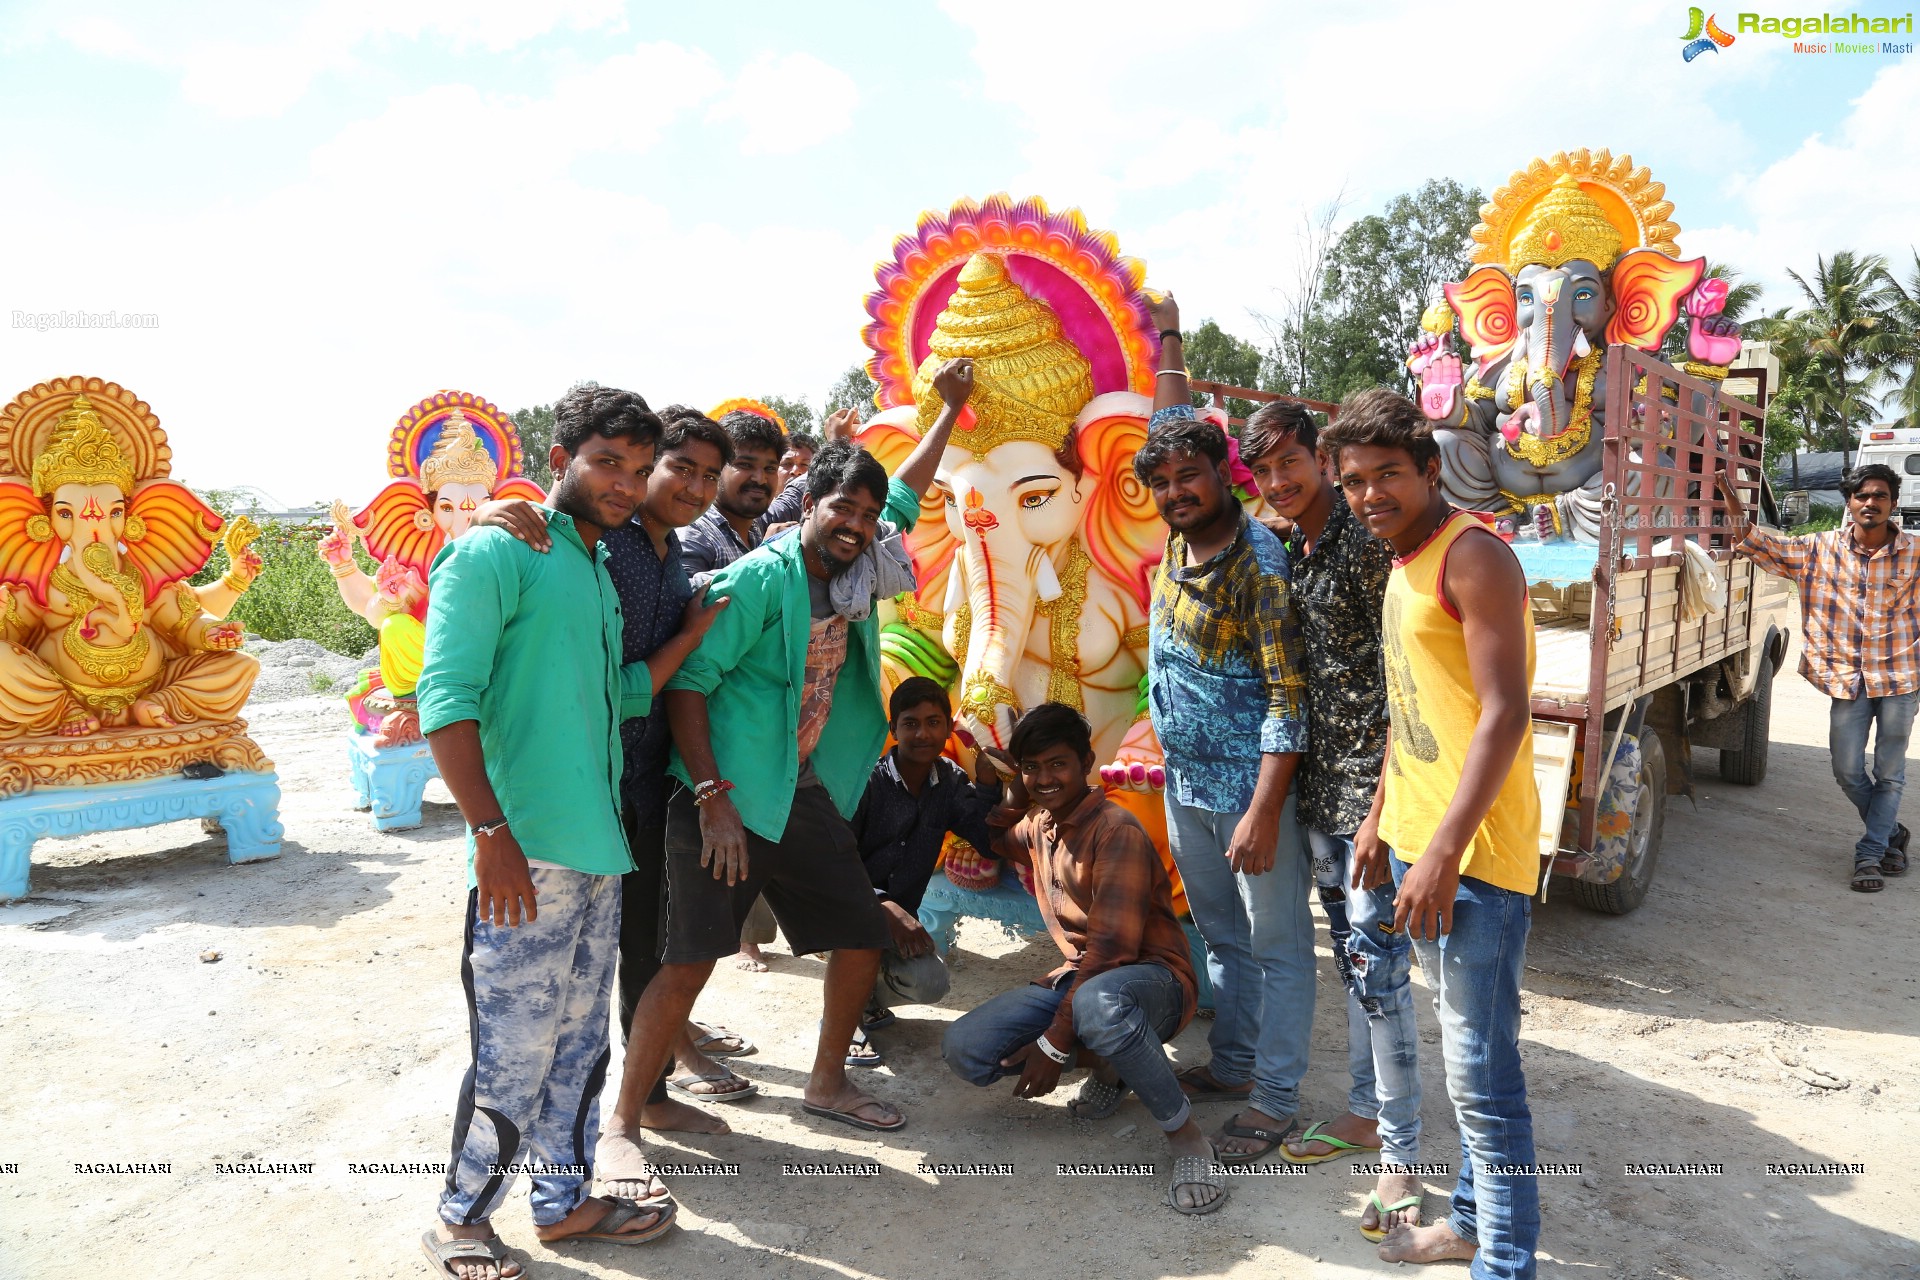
[
  {"xmin": 1174, "ymin": 1064, "xmax": 1253, "ymax": 1100},
  {"xmin": 801, "ymin": 1097, "xmax": 907, "ymax": 1132},
  {"xmin": 1168, "ymin": 1152, "xmax": 1230, "ymax": 1215},
  {"xmin": 689, "ymin": 1021, "xmax": 756, "ymax": 1057},
  {"xmin": 1279, "ymin": 1119, "xmax": 1384, "ymax": 1166},
  {"xmin": 419, "ymin": 1230, "xmax": 521, "ymax": 1279},
  {"xmin": 1883, "ymin": 825, "xmax": 1910, "ymax": 877},
  {"xmin": 1360, "ymin": 1191, "xmax": 1425, "ymax": 1242},
  {"xmin": 666, "ymin": 1069, "xmax": 759, "ymax": 1103},
  {"xmin": 861, "ymin": 1006, "xmax": 897, "ymax": 1032},
  {"xmin": 1215, "ymin": 1115, "xmax": 1298, "ymax": 1166},
  {"xmin": 1066, "ymin": 1075, "xmax": 1132, "ymax": 1120},
  {"xmin": 544, "ymin": 1197, "xmax": 676, "ymax": 1247},
  {"xmin": 844, "ymin": 1025, "xmax": 885, "ymax": 1068},
  {"xmin": 1852, "ymin": 864, "xmax": 1886, "ymax": 893}
]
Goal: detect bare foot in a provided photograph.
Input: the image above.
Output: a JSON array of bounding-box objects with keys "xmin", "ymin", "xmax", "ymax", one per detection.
[
  {"xmin": 1284, "ymin": 1111, "xmax": 1381, "ymax": 1160},
  {"xmin": 1378, "ymin": 1219, "xmax": 1477, "ymax": 1265},
  {"xmin": 131, "ymin": 699, "xmax": 177, "ymax": 729},
  {"xmin": 1167, "ymin": 1120, "xmax": 1224, "ymax": 1213},
  {"xmin": 639, "ymin": 1096, "xmax": 730, "ymax": 1134},
  {"xmin": 533, "ymin": 1195, "xmax": 672, "ymax": 1245},
  {"xmin": 735, "ymin": 942, "xmax": 769, "ymax": 972},
  {"xmin": 426, "ymin": 1223, "xmax": 525, "ymax": 1280},
  {"xmin": 591, "ymin": 1129, "xmax": 673, "ymax": 1203},
  {"xmin": 1361, "ymin": 1168, "xmax": 1426, "ymax": 1237}
]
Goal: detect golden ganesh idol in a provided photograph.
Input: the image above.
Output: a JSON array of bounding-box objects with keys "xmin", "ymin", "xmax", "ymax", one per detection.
[{"xmin": 0, "ymin": 377, "xmax": 281, "ymax": 900}]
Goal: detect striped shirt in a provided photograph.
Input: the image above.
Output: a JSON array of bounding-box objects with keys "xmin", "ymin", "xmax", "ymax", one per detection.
[{"xmin": 1737, "ymin": 524, "xmax": 1920, "ymax": 699}]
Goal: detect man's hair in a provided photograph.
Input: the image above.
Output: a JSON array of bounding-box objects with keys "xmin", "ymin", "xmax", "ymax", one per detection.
[
  {"xmin": 718, "ymin": 409, "xmax": 785, "ymax": 461},
  {"xmin": 653, "ymin": 407, "xmax": 733, "ymax": 466},
  {"xmin": 785, "ymin": 431, "xmax": 821, "ymax": 454},
  {"xmin": 1241, "ymin": 400, "xmax": 1319, "ymax": 462},
  {"xmin": 1130, "ymin": 413, "xmax": 1229, "ymax": 484},
  {"xmin": 1841, "ymin": 462, "xmax": 1901, "ymax": 504},
  {"xmin": 1009, "ymin": 701, "xmax": 1093, "ymax": 764},
  {"xmin": 805, "ymin": 441, "xmax": 890, "ymax": 508},
  {"xmin": 888, "ymin": 676, "xmax": 950, "ymax": 723},
  {"xmin": 1318, "ymin": 388, "xmax": 1438, "ymax": 471},
  {"xmin": 553, "ymin": 386, "xmax": 663, "ymax": 457}
]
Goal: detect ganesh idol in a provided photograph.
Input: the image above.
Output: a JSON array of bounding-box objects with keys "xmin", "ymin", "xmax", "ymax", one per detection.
[
  {"xmin": 320, "ymin": 393, "xmax": 542, "ymax": 746},
  {"xmin": 0, "ymin": 378, "xmax": 266, "ymax": 767}
]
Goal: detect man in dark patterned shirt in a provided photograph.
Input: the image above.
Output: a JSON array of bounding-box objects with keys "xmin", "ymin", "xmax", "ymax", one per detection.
[{"xmin": 1243, "ymin": 399, "xmax": 1423, "ymax": 1241}]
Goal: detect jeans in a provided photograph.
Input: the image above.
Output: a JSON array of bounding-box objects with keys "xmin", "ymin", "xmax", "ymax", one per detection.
[
  {"xmin": 440, "ymin": 869, "xmax": 620, "ymax": 1229},
  {"xmin": 1391, "ymin": 855, "xmax": 1537, "ymax": 1280},
  {"xmin": 1830, "ymin": 691, "xmax": 1918, "ymax": 864},
  {"xmin": 1308, "ymin": 829, "xmax": 1421, "ymax": 1165},
  {"xmin": 942, "ymin": 963, "xmax": 1192, "ymax": 1131},
  {"xmin": 1165, "ymin": 790, "xmax": 1314, "ymax": 1123}
]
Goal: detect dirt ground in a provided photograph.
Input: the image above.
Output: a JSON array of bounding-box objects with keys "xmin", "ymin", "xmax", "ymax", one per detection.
[{"xmin": 4, "ymin": 619, "xmax": 1918, "ymax": 1280}]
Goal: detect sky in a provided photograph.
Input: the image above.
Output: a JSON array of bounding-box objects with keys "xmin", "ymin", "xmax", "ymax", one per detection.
[{"xmin": 2, "ymin": 0, "xmax": 1916, "ymax": 506}]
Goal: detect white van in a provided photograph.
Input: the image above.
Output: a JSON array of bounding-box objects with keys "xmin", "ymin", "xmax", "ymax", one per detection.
[{"xmin": 1857, "ymin": 424, "xmax": 1920, "ymax": 527}]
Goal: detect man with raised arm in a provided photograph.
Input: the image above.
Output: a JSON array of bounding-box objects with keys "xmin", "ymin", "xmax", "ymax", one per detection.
[{"xmin": 594, "ymin": 359, "xmax": 972, "ymax": 1171}]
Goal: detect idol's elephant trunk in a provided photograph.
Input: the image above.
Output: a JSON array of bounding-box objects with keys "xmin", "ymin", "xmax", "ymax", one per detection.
[
  {"xmin": 954, "ymin": 517, "xmax": 1060, "ymax": 748},
  {"xmin": 1526, "ymin": 277, "xmax": 1580, "ymax": 439}
]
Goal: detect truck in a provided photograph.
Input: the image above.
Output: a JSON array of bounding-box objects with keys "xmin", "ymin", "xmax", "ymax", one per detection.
[
  {"xmin": 1193, "ymin": 343, "xmax": 1793, "ymax": 915},
  {"xmin": 1857, "ymin": 423, "xmax": 1920, "ymax": 528}
]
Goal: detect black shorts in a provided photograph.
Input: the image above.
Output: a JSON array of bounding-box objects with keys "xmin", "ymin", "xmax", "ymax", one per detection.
[{"xmin": 661, "ymin": 781, "xmax": 890, "ymax": 964}]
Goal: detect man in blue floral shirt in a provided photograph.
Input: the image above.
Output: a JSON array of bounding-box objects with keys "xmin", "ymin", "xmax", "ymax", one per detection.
[{"xmin": 1130, "ymin": 290, "xmax": 1314, "ymax": 1165}]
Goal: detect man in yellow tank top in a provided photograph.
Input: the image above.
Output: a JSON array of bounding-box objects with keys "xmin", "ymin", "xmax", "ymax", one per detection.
[{"xmin": 1319, "ymin": 390, "xmax": 1540, "ymax": 1280}]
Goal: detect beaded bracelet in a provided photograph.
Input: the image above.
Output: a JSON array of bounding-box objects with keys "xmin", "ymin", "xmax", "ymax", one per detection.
[{"xmin": 693, "ymin": 778, "xmax": 734, "ymax": 808}]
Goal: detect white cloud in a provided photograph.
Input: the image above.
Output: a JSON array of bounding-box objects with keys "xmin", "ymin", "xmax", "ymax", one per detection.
[
  {"xmin": 1688, "ymin": 59, "xmax": 1920, "ymax": 304},
  {"xmin": 0, "ymin": 38, "xmax": 873, "ymax": 502},
  {"xmin": 706, "ymin": 52, "xmax": 859, "ymax": 156}
]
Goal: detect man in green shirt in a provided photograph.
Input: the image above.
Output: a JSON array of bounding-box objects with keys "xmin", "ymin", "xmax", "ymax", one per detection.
[
  {"xmin": 596, "ymin": 360, "xmax": 971, "ymax": 1163},
  {"xmin": 415, "ymin": 386, "xmax": 723, "ymax": 1276}
]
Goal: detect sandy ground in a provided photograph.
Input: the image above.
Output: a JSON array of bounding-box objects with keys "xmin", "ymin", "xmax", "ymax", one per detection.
[{"xmin": 4, "ymin": 620, "xmax": 1919, "ymax": 1280}]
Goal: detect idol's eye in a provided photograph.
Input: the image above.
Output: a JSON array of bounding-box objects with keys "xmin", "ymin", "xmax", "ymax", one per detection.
[
  {"xmin": 1021, "ymin": 491, "xmax": 1051, "ymax": 509},
  {"xmin": 1575, "ymin": 287, "xmax": 1595, "ymax": 302},
  {"xmin": 1518, "ymin": 289, "xmax": 1533, "ymax": 305}
]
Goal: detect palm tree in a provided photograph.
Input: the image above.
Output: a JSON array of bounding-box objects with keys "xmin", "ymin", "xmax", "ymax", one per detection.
[
  {"xmin": 1784, "ymin": 250, "xmax": 1900, "ymax": 467},
  {"xmin": 1879, "ymin": 250, "xmax": 1920, "ymax": 428},
  {"xmin": 1754, "ymin": 307, "xmax": 1816, "ymax": 487}
]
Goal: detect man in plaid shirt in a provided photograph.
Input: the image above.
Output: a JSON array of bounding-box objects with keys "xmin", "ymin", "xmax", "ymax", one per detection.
[
  {"xmin": 1122, "ymin": 290, "xmax": 1315, "ymax": 1164},
  {"xmin": 1721, "ymin": 463, "xmax": 1920, "ymax": 891}
]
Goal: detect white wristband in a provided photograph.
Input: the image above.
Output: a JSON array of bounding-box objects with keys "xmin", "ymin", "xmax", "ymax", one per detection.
[{"xmin": 1036, "ymin": 1035, "xmax": 1071, "ymax": 1064}]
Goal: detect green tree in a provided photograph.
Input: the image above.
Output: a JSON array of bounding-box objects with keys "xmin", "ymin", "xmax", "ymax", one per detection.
[
  {"xmin": 510, "ymin": 404, "xmax": 554, "ymax": 487},
  {"xmin": 760, "ymin": 394, "xmax": 816, "ymax": 437},
  {"xmin": 1878, "ymin": 249, "xmax": 1920, "ymax": 427},
  {"xmin": 1784, "ymin": 250, "xmax": 1898, "ymax": 465},
  {"xmin": 192, "ymin": 492, "xmax": 376, "ymax": 656},
  {"xmin": 1288, "ymin": 178, "xmax": 1483, "ymax": 402},
  {"xmin": 1182, "ymin": 319, "xmax": 1269, "ymax": 419},
  {"xmin": 825, "ymin": 363, "xmax": 882, "ymax": 416}
]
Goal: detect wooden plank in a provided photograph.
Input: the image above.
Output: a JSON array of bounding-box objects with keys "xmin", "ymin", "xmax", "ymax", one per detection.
[{"xmin": 1531, "ymin": 721, "xmax": 1579, "ymax": 886}]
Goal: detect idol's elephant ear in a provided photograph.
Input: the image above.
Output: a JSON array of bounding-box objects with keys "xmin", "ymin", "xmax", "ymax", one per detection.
[
  {"xmin": 0, "ymin": 480, "xmax": 61, "ymax": 607},
  {"xmin": 1445, "ymin": 266, "xmax": 1518, "ymax": 365},
  {"xmin": 125, "ymin": 479, "xmax": 223, "ymax": 603},
  {"xmin": 1606, "ymin": 251, "xmax": 1706, "ymax": 351},
  {"xmin": 855, "ymin": 405, "xmax": 958, "ymax": 615},
  {"xmin": 1075, "ymin": 391, "xmax": 1163, "ymax": 612}
]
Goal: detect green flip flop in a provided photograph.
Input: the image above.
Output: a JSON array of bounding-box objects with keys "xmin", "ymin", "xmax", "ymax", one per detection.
[
  {"xmin": 1279, "ymin": 1119, "xmax": 1383, "ymax": 1166},
  {"xmin": 1360, "ymin": 1190, "xmax": 1425, "ymax": 1242}
]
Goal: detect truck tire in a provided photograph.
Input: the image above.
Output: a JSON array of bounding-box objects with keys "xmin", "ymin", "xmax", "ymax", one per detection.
[
  {"xmin": 1717, "ymin": 658, "xmax": 1773, "ymax": 785},
  {"xmin": 1576, "ymin": 732, "xmax": 1668, "ymax": 915}
]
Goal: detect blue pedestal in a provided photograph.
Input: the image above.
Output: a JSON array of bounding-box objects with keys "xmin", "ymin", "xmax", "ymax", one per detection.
[
  {"xmin": 918, "ymin": 875, "xmax": 1215, "ymax": 1011},
  {"xmin": 345, "ymin": 734, "xmax": 438, "ymax": 832},
  {"xmin": 0, "ymin": 771, "xmax": 284, "ymax": 901}
]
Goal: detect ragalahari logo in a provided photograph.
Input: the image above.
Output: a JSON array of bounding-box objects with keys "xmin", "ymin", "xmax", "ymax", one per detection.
[{"xmin": 1682, "ymin": 7, "xmax": 1738, "ymax": 58}]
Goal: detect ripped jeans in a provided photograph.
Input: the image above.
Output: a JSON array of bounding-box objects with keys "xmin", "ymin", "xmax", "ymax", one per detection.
[{"xmin": 1308, "ymin": 828, "xmax": 1421, "ymax": 1165}]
